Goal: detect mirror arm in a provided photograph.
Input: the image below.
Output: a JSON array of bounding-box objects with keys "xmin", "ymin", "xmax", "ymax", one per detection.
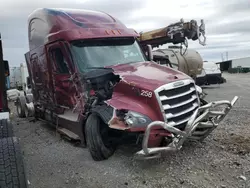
[{"xmin": 147, "ymin": 45, "xmax": 153, "ymax": 61}]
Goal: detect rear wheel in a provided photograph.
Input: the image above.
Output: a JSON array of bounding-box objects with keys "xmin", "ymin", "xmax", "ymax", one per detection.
[
  {"xmin": 0, "ymin": 119, "xmax": 13, "ymax": 139},
  {"xmin": 85, "ymin": 114, "xmax": 116, "ymax": 161},
  {"xmin": 0, "ymin": 137, "xmax": 28, "ymax": 188},
  {"xmin": 25, "ymin": 94, "xmax": 33, "ymax": 103},
  {"xmin": 16, "ymin": 96, "xmax": 27, "ymax": 118}
]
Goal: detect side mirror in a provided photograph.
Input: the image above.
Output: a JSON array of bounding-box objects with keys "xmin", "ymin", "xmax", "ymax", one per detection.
[
  {"xmin": 146, "ymin": 45, "xmax": 153, "ymax": 61},
  {"xmin": 3, "ymin": 60, "xmax": 9, "ymax": 77}
]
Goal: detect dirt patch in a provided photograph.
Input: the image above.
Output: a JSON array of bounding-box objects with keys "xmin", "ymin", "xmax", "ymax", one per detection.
[{"xmin": 219, "ymin": 134, "xmax": 250, "ymax": 155}]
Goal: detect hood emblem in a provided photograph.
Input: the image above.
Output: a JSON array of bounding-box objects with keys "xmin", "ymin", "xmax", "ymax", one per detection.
[{"xmin": 173, "ymin": 81, "xmax": 184, "ymax": 87}]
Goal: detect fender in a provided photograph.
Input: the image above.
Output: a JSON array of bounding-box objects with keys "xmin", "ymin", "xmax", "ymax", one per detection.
[{"xmin": 91, "ymin": 104, "xmax": 114, "ymax": 124}]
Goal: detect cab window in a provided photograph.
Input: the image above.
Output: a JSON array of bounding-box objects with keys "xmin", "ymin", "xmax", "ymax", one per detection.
[{"xmin": 50, "ymin": 48, "xmax": 69, "ymax": 74}]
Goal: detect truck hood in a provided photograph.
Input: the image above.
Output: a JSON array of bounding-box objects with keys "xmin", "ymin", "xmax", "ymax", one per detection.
[{"xmin": 110, "ymin": 61, "xmax": 190, "ymax": 90}]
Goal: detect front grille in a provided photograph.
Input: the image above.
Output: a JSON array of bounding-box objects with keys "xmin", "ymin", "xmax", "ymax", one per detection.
[{"xmin": 155, "ymin": 79, "xmax": 199, "ymax": 129}]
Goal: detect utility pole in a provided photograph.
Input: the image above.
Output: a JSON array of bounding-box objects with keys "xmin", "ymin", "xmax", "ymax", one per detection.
[{"xmin": 221, "ymin": 53, "xmax": 224, "ymax": 61}]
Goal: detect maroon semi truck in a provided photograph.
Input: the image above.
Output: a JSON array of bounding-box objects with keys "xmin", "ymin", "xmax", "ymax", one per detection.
[{"xmin": 17, "ymin": 8, "xmax": 238, "ymax": 161}]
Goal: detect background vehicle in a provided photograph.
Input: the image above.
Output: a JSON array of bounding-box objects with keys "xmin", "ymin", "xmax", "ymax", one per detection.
[
  {"xmin": 9, "ymin": 63, "xmax": 29, "ymax": 90},
  {"xmin": 152, "ymin": 47, "xmax": 204, "ymax": 80},
  {"xmin": 202, "ymin": 61, "xmax": 225, "ymax": 85},
  {"xmin": 17, "ymin": 8, "xmax": 238, "ymax": 161},
  {"xmin": 138, "ymin": 18, "xmax": 206, "ymax": 79},
  {"xmin": 196, "ymin": 68, "xmax": 207, "ymax": 85},
  {"xmin": 218, "ymin": 56, "xmax": 250, "ymax": 73},
  {"xmin": 149, "ymin": 46, "xmax": 208, "ymax": 86},
  {"xmin": 0, "ymin": 33, "xmax": 28, "ymax": 188}
]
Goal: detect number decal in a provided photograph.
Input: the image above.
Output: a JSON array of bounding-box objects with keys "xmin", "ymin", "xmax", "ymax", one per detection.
[{"xmin": 140, "ymin": 90, "xmax": 153, "ymax": 98}]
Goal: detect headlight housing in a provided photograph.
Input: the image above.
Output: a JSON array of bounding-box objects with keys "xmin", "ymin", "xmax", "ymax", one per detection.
[
  {"xmin": 124, "ymin": 111, "xmax": 152, "ymax": 127},
  {"xmin": 195, "ymin": 85, "xmax": 203, "ymax": 95},
  {"xmin": 195, "ymin": 85, "xmax": 207, "ymax": 99}
]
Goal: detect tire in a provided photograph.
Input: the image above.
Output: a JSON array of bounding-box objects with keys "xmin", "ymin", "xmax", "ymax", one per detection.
[
  {"xmin": 25, "ymin": 94, "xmax": 33, "ymax": 103},
  {"xmin": 85, "ymin": 113, "xmax": 115, "ymax": 161},
  {"xmin": 16, "ymin": 96, "xmax": 26, "ymax": 118},
  {"xmin": 0, "ymin": 137, "xmax": 28, "ymax": 188},
  {"xmin": 26, "ymin": 89, "xmax": 32, "ymax": 95},
  {"xmin": 0, "ymin": 119, "xmax": 13, "ymax": 139}
]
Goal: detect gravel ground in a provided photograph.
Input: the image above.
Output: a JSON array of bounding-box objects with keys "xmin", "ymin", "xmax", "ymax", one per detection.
[{"xmin": 9, "ymin": 73, "xmax": 250, "ymax": 188}]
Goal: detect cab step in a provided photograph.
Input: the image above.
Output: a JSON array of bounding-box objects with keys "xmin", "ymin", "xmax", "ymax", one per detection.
[{"xmin": 57, "ymin": 127, "xmax": 80, "ymax": 141}]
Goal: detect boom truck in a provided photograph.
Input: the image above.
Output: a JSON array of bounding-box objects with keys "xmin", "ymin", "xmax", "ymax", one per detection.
[
  {"xmin": 16, "ymin": 8, "xmax": 238, "ymax": 161},
  {"xmin": 0, "ymin": 34, "xmax": 28, "ymax": 187},
  {"xmin": 138, "ymin": 18, "xmax": 205, "ymax": 80}
]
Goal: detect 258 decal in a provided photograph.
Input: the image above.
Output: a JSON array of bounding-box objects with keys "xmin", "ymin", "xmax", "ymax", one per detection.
[{"xmin": 140, "ymin": 90, "xmax": 153, "ymax": 98}]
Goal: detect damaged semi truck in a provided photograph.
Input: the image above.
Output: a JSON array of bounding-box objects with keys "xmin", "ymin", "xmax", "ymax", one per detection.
[{"xmin": 17, "ymin": 8, "xmax": 238, "ymax": 161}]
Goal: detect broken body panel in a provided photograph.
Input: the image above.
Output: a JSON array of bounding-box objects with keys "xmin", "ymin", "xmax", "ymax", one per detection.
[{"xmin": 24, "ymin": 8, "xmax": 238, "ymax": 160}]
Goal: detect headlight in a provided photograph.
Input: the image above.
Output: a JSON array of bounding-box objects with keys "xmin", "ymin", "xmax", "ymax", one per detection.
[
  {"xmin": 124, "ymin": 111, "xmax": 152, "ymax": 127},
  {"xmin": 195, "ymin": 85, "xmax": 207, "ymax": 99}
]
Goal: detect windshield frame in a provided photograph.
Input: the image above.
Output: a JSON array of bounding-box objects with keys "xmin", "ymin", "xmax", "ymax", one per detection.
[{"xmin": 69, "ymin": 37, "xmax": 147, "ymax": 73}]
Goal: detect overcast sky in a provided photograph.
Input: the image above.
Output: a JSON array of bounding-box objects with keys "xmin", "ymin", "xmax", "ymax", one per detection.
[{"xmin": 0, "ymin": 0, "xmax": 250, "ymax": 66}]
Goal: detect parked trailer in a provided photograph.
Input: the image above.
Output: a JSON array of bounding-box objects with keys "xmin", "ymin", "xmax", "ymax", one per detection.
[
  {"xmin": 17, "ymin": 8, "xmax": 238, "ymax": 161},
  {"xmin": 9, "ymin": 63, "xmax": 29, "ymax": 90},
  {"xmin": 9, "ymin": 66, "xmax": 22, "ymax": 89},
  {"xmin": 231, "ymin": 57, "xmax": 250, "ymax": 68},
  {"xmin": 217, "ymin": 57, "xmax": 250, "ymax": 73},
  {"xmin": 0, "ymin": 33, "xmax": 28, "ymax": 188},
  {"xmin": 228, "ymin": 57, "xmax": 250, "ymax": 73}
]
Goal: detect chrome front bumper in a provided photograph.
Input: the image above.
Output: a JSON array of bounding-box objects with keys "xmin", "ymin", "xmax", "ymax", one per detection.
[{"xmin": 135, "ymin": 96, "xmax": 239, "ymax": 159}]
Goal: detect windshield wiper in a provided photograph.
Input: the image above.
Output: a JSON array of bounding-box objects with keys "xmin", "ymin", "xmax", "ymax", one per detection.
[
  {"xmin": 86, "ymin": 67, "xmax": 112, "ymax": 70},
  {"xmin": 83, "ymin": 67, "xmax": 115, "ymax": 79}
]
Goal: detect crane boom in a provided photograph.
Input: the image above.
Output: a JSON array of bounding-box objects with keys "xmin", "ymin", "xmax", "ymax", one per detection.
[
  {"xmin": 137, "ymin": 19, "xmax": 207, "ymax": 79},
  {"xmin": 138, "ymin": 19, "xmax": 206, "ymax": 49}
]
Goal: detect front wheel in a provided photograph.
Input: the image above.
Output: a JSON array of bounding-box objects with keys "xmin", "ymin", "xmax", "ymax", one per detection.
[{"xmin": 85, "ymin": 114, "xmax": 116, "ymax": 161}]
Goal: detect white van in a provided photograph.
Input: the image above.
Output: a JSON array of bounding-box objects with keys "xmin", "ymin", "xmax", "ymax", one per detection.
[
  {"xmin": 203, "ymin": 61, "xmax": 224, "ymax": 84},
  {"xmin": 196, "ymin": 68, "xmax": 207, "ymax": 85}
]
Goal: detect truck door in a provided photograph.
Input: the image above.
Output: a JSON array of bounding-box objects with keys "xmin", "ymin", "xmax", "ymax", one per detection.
[{"xmin": 47, "ymin": 42, "xmax": 75, "ymax": 108}]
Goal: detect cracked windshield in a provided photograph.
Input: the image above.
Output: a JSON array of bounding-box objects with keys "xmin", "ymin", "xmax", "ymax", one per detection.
[{"xmin": 71, "ymin": 38, "xmax": 146, "ymax": 72}]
